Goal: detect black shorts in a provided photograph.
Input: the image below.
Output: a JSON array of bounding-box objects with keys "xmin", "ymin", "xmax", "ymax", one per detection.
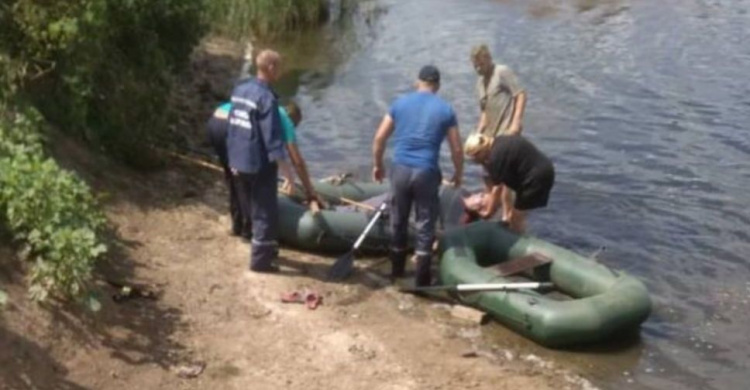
[{"xmin": 515, "ymin": 166, "xmax": 555, "ymax": 211}]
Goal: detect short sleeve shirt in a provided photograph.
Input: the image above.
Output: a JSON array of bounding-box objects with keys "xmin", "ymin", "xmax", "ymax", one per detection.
[
  {"xmin": 476, "ymin": 64, "xmax": 523, "ymax": 137},
  {"xmin": 278, "ymin": 107, "xmax": 297, "ymax": 144},
  {"xmin": 389, "ymin": 91, "xmax": 458, "ymax": 171},
  {"xmin": 487, "ymin": 135, "xmax": 552, "ymax": 192}
]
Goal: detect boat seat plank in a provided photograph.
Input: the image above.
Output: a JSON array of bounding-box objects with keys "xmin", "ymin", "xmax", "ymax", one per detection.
[{"xmin": 496, "ymin": 253, "xmax": 553, "ymax": 277}]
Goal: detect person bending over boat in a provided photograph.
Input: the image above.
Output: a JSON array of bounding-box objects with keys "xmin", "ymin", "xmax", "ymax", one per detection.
[
  {"xmin": 277, "ymin": 101, "xmax": 326, "ymax": 210},
  {"xmin": 372, "ymin": 65, "xmax": 464, "ymax": 287},
  {"xmin": 463, "ymin": 133, "xmax": 554, "ymax": 234},
  {"xmin": 212, "ymin": 100, "xmax": 323, "ymax": 240}
]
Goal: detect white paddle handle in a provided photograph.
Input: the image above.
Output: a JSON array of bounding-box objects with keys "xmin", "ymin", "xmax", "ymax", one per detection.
[
  {"xmin": 352, "ymin": 202, "xmax": 387, "ymax": 249},
  {"xmin": 454, "ymin": 282, "xmax": 552, "ymax": 292}
]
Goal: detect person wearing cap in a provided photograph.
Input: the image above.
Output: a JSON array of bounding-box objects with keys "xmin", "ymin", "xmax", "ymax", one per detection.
[
  {"xmin": 227, "ymin": 49, "xmax": 292, "ymax": 273},
  {"xmin": 372, "ymin": 65, "xmax": 464, "ymax": 287},
  {"xmin": 470, "ymin": 44, "xmax": 527, "ymax": 223},
  {"xmin": 463, "ymin": 133, "xmax": 554, "ymax": 234}
]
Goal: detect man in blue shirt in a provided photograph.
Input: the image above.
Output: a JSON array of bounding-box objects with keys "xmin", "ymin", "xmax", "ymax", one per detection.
[
  {"xmin": 227, "ymin": 50, "xmax": 289, "ymax": 273},
  {"xmin": 372, "ymin": 65, "xmax": 464, "ymax": 286}
]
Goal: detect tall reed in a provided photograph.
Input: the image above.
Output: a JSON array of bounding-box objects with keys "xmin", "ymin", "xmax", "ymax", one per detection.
[{"xmin": 206, "ymin": 0, "xmax": 329, "ymax": 39}]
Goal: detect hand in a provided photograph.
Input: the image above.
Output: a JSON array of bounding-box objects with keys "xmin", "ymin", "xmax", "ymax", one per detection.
[
  {"xmin": 479, "ymin": 202, "xmax": 497, "ymax": 219},
  {"xmin": 281, "ymin": 178, "xmax": 293, "ymax": 194},
  {"xmin": 308, "ymin": 193, "xmax": 327, "ymax": 209},
  {"xmin": 443, "ymin": 174, "xmax": 462, "ymax": 188},
  {"xmin": 372, "ymin": 165, "xmax": 385, "ymax": 183}
]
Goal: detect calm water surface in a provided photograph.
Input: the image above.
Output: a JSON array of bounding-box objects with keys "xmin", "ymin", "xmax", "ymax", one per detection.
[{"xmin": 266, "ymin": 0, "xmax": 750, "ymax": 388}]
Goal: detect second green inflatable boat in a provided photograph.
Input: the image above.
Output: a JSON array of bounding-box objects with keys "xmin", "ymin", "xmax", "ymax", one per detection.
[{"xmin": 438, "ymin": 221, "xmax": 652, "ymax": 348}]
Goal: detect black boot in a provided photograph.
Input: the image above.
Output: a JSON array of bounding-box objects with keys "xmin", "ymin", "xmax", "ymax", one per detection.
[
  {"xmin": 390, "ymin": 250, "xmax": 407, "ymax": 280},
  {"xmin": 415, "ymin": 254, "xmax": 432, "ymax": 287}
]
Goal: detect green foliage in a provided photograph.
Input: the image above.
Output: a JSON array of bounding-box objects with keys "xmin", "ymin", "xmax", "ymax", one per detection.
[
  {"xmin": 0, "ymin": 106, "xmax": 107, "ymax": 302},
  {"xmin": 206, "ymin": 0, "xmax": 329, "ymax": 39},
  {"xmin": 0, "ymin": 0, "xmax": 206, "ymax": 165}
]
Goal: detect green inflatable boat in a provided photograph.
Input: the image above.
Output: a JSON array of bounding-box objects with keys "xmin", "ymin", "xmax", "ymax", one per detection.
[
  {"xmin": 277, "ymin": 180, "xmax": 468, "ymax": 253},
  {"xmin": 438, "ymin": 221, "xmax": 652, "ymax": 348},
  {"xmin": 278, "ymin": 180, "xmax": 390, "ymax": 253}
]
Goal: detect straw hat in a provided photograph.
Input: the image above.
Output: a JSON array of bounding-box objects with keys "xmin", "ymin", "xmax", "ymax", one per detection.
[{"xmin": 464, "ymin": 133, "xmax": 493, "ymax": 158}]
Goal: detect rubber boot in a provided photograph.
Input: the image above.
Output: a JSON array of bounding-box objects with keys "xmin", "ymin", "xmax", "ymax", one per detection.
[
  {"xmin": 415, "ymin": 254, "xmax": 432, "ymax": 287},
  {"xmin": 390, "ymin": 250, "xmax": 407, "ymax": 280}
]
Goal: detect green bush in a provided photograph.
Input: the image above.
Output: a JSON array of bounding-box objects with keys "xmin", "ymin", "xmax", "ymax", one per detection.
[
  {"xmin": 1, "ymin": 0, "xmax": 206, "ymax": 166},
  {"xmin": 206, "ymin": 0, "xmax": 329, "ymax": 39},
  {"xmin": 0, "ymin": 106, "xmax": 106, "ymax": 302}
]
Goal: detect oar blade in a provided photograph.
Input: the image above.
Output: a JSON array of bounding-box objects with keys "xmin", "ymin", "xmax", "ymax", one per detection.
[{"xmin": 327, "ymin": 251, "xmax": 355, "ymax": 281}]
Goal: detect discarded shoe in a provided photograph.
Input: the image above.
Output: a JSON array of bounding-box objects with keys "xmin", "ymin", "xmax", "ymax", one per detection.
[
  {"xmin": 280, "ymin": 289, "xmax": 323, "ymax": 310},
  {"xmin": 305, "ymin": 292, "xmax": 323, "ymax": 310},
  {"xmin": 280, "ymin": 291, "xmax": 305, "ymax": 303}
]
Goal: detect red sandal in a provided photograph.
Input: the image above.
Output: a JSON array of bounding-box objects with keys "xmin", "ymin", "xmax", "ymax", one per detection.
[
  {"xmin": 305, "ymin": 292, "xmax": 323, "ymax": 310},
  {"xmin": 280, "ymin": 291, "xmax": 305, "ymax": 304}
]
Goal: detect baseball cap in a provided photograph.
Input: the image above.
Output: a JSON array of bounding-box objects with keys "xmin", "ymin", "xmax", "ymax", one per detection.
[{"xmin": 418, "ymin": 65, "xmax": 441, "ymax": 84}]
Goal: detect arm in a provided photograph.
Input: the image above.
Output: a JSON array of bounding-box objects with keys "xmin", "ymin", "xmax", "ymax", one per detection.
[
  {"xmin": 507, "ymin": 91, "xmax": 526, "ymax": 135},
  {"xmin": 500, "ymin": 67, "xmax": 526, "ymax": 135},
  {"xmin": 278, "ymin": 159, "xmax": 295, "ymax": 193},
  {"xmin": 286, "ymin": 143, "xmax": 321, "ymax": 203},
  {"xmin": 445, "ymin": 126, "xmax": 464, "ymax": 187},
  {"xmin": 372, "ymin": 114, "xmax": 395, "ymax": 183},
  {"xmin": 476, "ymin": 111, "xmax": 488, "ymax": 133},
  {"xmin": 480, "ymin": 184, "xmax": 503, "ymax": 219}
]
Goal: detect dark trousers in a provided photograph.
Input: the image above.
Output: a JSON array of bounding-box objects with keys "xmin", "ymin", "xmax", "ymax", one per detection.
[
  {"xmin": 234, "ymin": 163, "xmax": 279, "ymax": 270},
  {"xmin": 206, "ymin": 117, "xmax": 247, "ymax": 236},
  {"xmin": 389, "ymin": 164, "xmax": 441, "ymax": 286}
]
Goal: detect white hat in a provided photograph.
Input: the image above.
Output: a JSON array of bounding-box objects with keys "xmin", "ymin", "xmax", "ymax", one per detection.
[{"xmin": 464, "ymin": 133, "xmax": 492, "ymax": 157}]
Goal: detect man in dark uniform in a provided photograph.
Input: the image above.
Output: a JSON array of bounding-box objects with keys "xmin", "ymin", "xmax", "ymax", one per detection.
[
  {"xmin": 206, "ymin": 102, "xmax": 249, "ymax": 239},
  {"xmin": 227, "ymin": 49, "xmax": 290, "ymax": 273},
  {"xmin": 372, "ymin": 65, "xmax": 464, "ymax": 287},
  {"xmin": 464, "ymin": 133, "xmax": 555, "ymax": 234}
]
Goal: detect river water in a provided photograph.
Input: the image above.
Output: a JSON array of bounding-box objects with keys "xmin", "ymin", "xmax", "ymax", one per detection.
[{"xmin": 264, "ymin": 0, "xmax": 750, "ymax": 388}]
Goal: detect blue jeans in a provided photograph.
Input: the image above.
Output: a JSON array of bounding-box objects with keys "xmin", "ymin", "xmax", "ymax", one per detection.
[
  {"xmin": 389, "ymin": 164, "xmax": 441, "ymax": 285},
  {"xmin": 235, "ymin": 163, "xmax": 279, "ymax": 270}
]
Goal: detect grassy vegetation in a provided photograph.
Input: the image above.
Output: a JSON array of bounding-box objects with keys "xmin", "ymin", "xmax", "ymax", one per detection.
[
  {"xmin": 206, "ymin": 0, "xmax": 330, "ymax": 39},
  {"xmin": 0, "ymin": 105, "xmax": 107, "ymax": 303},
  {"xmin": 0, "ymin": 0, "xmax": 204, "ymax": 304}
]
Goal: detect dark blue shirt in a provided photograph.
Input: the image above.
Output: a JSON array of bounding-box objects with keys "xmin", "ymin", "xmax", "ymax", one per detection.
[
  {"xmin": 226, "ymin": 78, "xmax": 286, "ymax": 174},
  {"xmin": 389, "ymin": 91, "xmax": 457, "ymax": 171}
]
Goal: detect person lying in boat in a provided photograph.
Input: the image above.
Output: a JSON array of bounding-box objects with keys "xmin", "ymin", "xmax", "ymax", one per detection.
[{"xmin": 463, "ymin": 133, "xmax": 555, "ymax": 234}]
